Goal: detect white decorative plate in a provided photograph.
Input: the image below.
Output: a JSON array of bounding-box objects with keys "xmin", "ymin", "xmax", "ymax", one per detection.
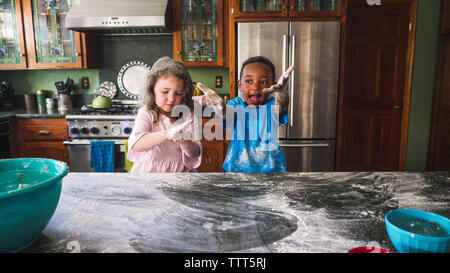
[
  {"xmin": 95, "ymin": 81, "xmax": 117, "ymax": 99},
  {"xmin": 117, "ymin": 61, "xmax": 151, "ymax": 100}
]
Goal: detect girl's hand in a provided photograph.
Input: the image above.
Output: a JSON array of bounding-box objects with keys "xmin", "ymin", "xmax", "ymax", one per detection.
[
  {"xmin": 167, "ymin": 119, "xmax": 192, "ymax": 142},
  {"xmin": 263, "ymin": 65, "xmax": 294, "ymax": 111},
  {"xmin": 192, "ymin": 82, "xmax": 223, "ymax": 111}
]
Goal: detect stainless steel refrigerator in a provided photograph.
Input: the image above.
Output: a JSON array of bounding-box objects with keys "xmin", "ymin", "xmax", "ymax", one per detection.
[{"xmin": 237, "ymin": 21, "xmax": 341, "ymax": 171}]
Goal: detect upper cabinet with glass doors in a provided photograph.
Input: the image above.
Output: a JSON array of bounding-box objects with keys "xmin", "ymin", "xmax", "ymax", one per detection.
[
  {"xmin": 0, "ymin": 0, "xmax": 27, "ymax": 69},
  {"xmin": 0, "ymin": 0, "xmax": 96, "ymax": 70},
  {"xmin": 173, "ymin": 0, "xmax": 224, "ymax": 67},
  {"xmin": 232, "ymin": 0, "xmax": 345, "ymax": 18}
]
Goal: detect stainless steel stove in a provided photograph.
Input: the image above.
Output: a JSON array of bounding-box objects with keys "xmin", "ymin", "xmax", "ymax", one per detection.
[
  {"xmin": 64, "ymin": 101, "xmax": 138, "ymax": 172},
  {"xmin": 66, "ymin": 115, "xmax": 135, "ymax": 139}
]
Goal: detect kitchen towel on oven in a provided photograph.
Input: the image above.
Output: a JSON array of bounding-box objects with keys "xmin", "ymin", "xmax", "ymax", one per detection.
[{"xmin": 90, "ymin": 141, "xmax": 115, "ymax": 172}]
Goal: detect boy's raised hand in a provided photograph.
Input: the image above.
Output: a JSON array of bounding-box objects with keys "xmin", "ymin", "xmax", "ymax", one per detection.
[
  {"xmin": 263, "ymin": 65, "xmax": 294, "ymax": 94},
  {"xmin": 192, "ymin": 82, "xmax": 223, "ymax": 111},
  {"xmin": 263, "ymin": 65, "xmax": 294, "ymax": 111}
]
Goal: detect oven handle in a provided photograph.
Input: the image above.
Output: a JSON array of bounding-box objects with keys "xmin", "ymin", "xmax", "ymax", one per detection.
[{"xmin": 63, "ymin": 140, "xmax": 127, "ymax": 145}]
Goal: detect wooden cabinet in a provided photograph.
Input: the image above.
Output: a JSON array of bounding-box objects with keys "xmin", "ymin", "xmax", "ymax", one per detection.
[
  {"xmin": 10, "ymin": 118, "xmax": 69, "ymax": 164},
  {"xmin": 172, "ymin": 0, "xmax": 224, "ymax": 67},
  {"xmin": 0, "ymin": 0, "xmax": 96, "ymax": 70},
  {"xmin": 197, "ymin": 118, "xmax": 226, "ymax": 172},
  {"xmin": 231, "ymin": 0, "xmax": 345, "ymax": 19},
  {"xmin": 198, "ymin": 140, "xmax": 225, "ymax": 172}
]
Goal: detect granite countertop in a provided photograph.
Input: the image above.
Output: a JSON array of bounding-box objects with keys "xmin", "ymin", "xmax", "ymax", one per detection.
[
  {"xmin": 0, "ymin": 108, "xmax": 77, "ymax": 119},
  {"xmin": 24, "ymin": 172, "xmax": 449, "ymax": 253}
]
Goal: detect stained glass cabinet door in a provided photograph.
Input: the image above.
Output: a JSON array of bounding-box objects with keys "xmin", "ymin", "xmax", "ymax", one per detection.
[
  {"xmin": 173, "ymin": 0, "xmax": 224, "ymax": 67},
  {"xmin": 22, "ymin": 0, "xmax": 83, "ymax": 69},
  {"xmin": 0, "ymin": 0, "xmax": 27, "ymax": 69}
]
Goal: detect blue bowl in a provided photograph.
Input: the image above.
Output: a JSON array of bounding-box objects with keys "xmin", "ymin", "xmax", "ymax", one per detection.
[
  {"xmin": 0, "ymin": 158, "xmax": 68, "ymax": 252},
  {"xmin": 385, "ymin": 209, "xmax": 450, "ymax": 253}
]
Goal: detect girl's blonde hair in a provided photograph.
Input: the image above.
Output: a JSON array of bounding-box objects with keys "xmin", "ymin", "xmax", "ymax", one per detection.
[{"xmin": 141, "ymin": 57, "xmax": 194, "ymax": 123}]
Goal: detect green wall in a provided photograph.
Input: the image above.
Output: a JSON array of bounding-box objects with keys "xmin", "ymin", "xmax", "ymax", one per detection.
[
  {"xmin": 0, "ymin": 69, "xmax": 99, "ymax": 95},
  {"xmin": 405, "ymin": 0, "xmax": 441, "ymax": 171},
  {"xmin": 0, "ymin": 67, "xmax": 229, "ymax": 96}
]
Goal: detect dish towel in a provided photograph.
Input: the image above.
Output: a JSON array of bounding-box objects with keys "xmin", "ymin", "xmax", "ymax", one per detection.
[
  {"xmin": 124, "ymin": 140, "xmax": 134, "ymax": 173},
  {"xmin": 90, "ymin": 141, "xmax": 115, "ymax": 172}
]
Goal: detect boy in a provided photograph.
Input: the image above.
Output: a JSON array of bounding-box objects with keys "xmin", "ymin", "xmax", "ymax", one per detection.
[{"xmin": 194, "ymin": 56, "xmax": 294, "ymax": 172}]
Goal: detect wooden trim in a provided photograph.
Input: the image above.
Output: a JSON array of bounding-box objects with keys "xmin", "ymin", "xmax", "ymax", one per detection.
[
  {"xmin": 398, "ymin": 0, "xmax": 417, "ymax": 170},
  {"xmin": 223, "ymin": 0, "xmax": 229, "ymax": 68},
  {"xmin": 228, "ymin": 0, "xmax": 237, "ymax": 99},
  {"xmin": 9, "ymin": 118, "xmax": 19, "ymax": 157},
  {"xmin": 172, "ymin": 0, "xmax": 182, "ymax": 61},
  {"xmin": 335, "ymin": 0, "xmax": 349, "ymax": 171},
  {"xmin": 427, "ymin": 0, "xmax": 448, "ymax": 170}
]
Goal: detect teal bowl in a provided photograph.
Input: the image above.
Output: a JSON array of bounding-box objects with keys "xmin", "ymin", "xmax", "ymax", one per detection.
[
  {"xmin": 0, "ymin": 158, "xmax": 68, "ymax": 252},
  {"xmin": 385, "ymin": 209, "xmax": 450, "ymax": 253}
]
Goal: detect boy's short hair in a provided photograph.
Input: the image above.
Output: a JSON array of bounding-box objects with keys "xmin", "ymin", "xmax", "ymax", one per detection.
[{"xmin": 240, "ymin": 56, "xmax": 276, "ymax": 82}]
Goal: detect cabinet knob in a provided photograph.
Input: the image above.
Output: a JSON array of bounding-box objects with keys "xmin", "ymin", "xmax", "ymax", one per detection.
[
  {"xmin": 76, "ymin": 53, "xmax": 82, "ymax": 57},
  {"xmin": 21, "ymin": 53, "xmax": 26, "ymax": 57},
  {"xmin": 39, "ymin": 130, "xmax": 51, "ymax": 135},
  {"xmin": 177, "ymin": 51, "xmax": 182, "ymax": 55},
  {"xmin": 393, "ymin": 105, "xmax": 403, "ymax": 110}
]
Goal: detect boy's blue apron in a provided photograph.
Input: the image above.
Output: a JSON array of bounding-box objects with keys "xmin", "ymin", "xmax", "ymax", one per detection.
[{"xmin": 90, "ymin": 141, "xmax": 115, "ymax": 172}]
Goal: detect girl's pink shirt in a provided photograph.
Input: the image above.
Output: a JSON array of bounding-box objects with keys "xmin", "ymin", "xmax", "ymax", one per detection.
[{"xmin": 127, "ymin": 107, "xmax": 202, "ymax": 173}]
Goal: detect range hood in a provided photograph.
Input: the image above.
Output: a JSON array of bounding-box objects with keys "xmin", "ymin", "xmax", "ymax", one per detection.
[{"xmin": 66, "ymin": 0, "xmax": 172, "ymax": 35}]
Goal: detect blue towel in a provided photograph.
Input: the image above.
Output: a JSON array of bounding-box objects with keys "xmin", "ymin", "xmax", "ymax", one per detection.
[{"xmin": 90, "ymin": 141, "xmax": 115, "ymax": 172}]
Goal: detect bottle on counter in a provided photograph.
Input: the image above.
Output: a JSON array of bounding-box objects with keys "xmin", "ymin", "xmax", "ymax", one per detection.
[
  {"xmin": 58, "ymin": 93, "xmax": 72, "ymax": 111},
  {"xmin": 46, "ymin": 97, "xmax": 55, "ymax": 109},
  {"xmin": 36, "ymin": 90, "xmax": 46, "ymax": 112},
  {"xmin": 24, "ymin": 93, "xmax": 36, "ymax": 110}
]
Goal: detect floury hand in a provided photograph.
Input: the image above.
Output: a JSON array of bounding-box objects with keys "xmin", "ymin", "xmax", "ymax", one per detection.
[
  {"xmin": 192, "ymin": 82, "xmax": 224, "ymax": 111},
  {"xmin": 263, "ymin": 65, "xmax": 294, "ymax": 111},
  {"xmin": 167, "ymin": 119, "xmax": 192, "ymax": 142}
]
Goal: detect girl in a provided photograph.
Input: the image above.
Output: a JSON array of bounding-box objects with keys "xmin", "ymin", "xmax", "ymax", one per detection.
[
  {"xmin": 194, "ymin": 56, "xmax": 293, "ymax": 172},
  {"xmin": 127, "ymin": 57, "xmax": 202, "ymax": 173}
]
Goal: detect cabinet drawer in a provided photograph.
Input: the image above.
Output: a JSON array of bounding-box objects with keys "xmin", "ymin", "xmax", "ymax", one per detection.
[
  {"xmin": 22, "ymin": 125, "xmax": 68, "ymax": 140},
  {"xmin": 18, "ymin": 119, "xmax": 68, "ymax": 141}
]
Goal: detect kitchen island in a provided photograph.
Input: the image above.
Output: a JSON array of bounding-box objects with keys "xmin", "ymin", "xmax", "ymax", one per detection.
[{"xmin": 24, "ymin": 172, "xmax": 449, "ymax": 253}]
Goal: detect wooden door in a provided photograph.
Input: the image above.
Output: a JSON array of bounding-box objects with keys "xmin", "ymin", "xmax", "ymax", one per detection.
[
  {"xmin": 428, "ymin": 0, "xmax": 450, "ymax": 171},
  {"xmin": 336, "ymin": 1, "xmax": 416, "ymax": 171}
]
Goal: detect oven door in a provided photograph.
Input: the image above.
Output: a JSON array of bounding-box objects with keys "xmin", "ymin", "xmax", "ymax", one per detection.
[{"xmin": 63, "ymin": 139, "xmax": 126, "ymax": 172}]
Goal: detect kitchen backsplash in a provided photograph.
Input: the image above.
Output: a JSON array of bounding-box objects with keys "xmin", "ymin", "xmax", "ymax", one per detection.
[{"xmin": 0, "ymin": 35, "xmax": 230, "ymax": 98}]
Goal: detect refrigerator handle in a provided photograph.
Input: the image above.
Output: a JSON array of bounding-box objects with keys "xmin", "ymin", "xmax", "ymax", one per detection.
[
  {"xmin": 289, "ymin": 34, "xmax": 296, "ymax": 127},
  {"xmin": 279, "ymin": 143, "xmax": 330, "ymax": 147},
  {"xmin": 282, "ymin": 34, "xmax": 288, "ymax": 72}
]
